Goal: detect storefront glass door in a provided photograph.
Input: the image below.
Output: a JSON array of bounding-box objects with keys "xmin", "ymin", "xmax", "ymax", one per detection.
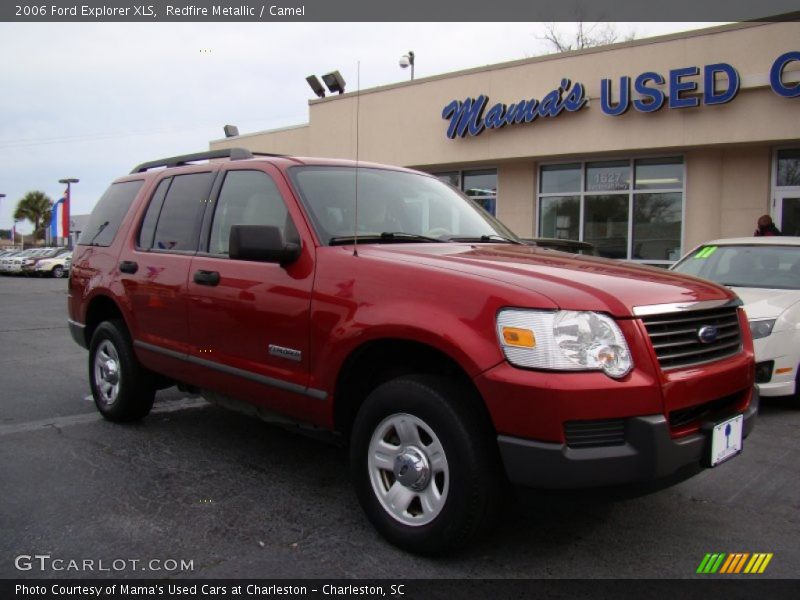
[{"xmin": 776, "ymin": 193, "xmax": 800, "ymax": 236}]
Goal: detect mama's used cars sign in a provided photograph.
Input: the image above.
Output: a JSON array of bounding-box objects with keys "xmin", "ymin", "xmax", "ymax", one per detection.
[{"xmin": 442, "ymin": 51, "xmax": 800, "ymax": 139}]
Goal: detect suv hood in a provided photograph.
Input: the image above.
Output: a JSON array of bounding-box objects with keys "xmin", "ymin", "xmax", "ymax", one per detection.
[
  {"xmin": 362, "ymin": 244, "xmax": 733, "ymax": 317},
  {"xmin": 729, "ymin": 286, "xmax": 800, "ymax": 320}
]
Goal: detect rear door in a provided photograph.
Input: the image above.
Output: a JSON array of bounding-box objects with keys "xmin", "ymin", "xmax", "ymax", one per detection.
[
  {"xmin": 186, "ymin": 165, "xmax": 318, "ymax": 421},
  {"xmin": 119, "ymin": 170, "xmax": 216, "ymax": 378}
]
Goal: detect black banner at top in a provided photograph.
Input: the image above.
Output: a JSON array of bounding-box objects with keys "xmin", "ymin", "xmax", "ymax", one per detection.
[{"xmin": 2, "ymin": 0, "xmax": 800, "ymax": 22}]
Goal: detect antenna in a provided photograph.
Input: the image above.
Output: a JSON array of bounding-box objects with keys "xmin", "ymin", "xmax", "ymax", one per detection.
[{"xmin": 353, "ymin": 61, "xmax": 361, "ymax": 257}]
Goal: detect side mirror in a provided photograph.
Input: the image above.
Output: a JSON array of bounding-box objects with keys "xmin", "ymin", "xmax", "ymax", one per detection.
[{"xmin": 229, "ymin": 225, "xmax": 300, "ymax": 266}]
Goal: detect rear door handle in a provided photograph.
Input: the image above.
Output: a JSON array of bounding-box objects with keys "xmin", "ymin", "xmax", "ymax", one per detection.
[
  {"xmin": 119, "ymin": 260, "xmax": 138, "ymax": 274},
  {"xmin": 193, "ymin": 270, "xmax": 220, "ymax": 286}
]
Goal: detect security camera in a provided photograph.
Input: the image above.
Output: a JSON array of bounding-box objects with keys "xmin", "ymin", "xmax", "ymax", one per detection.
[{"xmin": 399, "ymin": 55, "xmax": 411, "ymax": 68}]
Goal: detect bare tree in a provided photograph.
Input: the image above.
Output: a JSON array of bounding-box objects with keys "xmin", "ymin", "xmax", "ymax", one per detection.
[{"xmin": 537, "ymin": 22, "xmax": 636, "ymax": 54}]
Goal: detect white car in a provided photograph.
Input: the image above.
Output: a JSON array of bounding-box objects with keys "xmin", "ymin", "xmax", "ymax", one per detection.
[
  {"xmin": 33, "ymin": 251, "xmax": 72, "ymax": 278},
  {"xmin": 672, "ymin": 237, "xmax": 800, "ymax": 400}
]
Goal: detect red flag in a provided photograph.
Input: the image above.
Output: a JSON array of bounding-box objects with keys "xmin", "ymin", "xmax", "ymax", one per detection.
[{"xmin": 61, "ymin": 186, "xmax": 70, "ymax": 241}]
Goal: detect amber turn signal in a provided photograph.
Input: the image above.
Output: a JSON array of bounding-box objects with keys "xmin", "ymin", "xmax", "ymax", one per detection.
[{"xmin": 502, "ymin": 327, "xmax": 536, "ymax": 348}]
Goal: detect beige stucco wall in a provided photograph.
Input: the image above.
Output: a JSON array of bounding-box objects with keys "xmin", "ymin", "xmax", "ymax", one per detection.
[
  {"xmin": 720, "ymin": 146, "xmax": 773, "ymax": 237},
  {"xmin": 496, "ymin": 163, "xmax": 536, "ymax": 237}
]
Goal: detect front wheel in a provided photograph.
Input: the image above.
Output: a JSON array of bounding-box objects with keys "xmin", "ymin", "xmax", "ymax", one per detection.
[
  {"xmin": 350, "ymin": 375, "xmax": 504, "ymax": 555},
  {"xmin": 51, "ymin": 265, "xmax": 65, "ymax": 278},
  {"xmin": 89, "ymin": 320, "xmax": 155, "ymax": 422}
]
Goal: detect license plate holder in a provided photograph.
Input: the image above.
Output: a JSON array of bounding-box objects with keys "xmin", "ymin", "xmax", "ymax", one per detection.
[{"xmin": 710, "ymin": 414, "xmax": 744, "ymax": 467}]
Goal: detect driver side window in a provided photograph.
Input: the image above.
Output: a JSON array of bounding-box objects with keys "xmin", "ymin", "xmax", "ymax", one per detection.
[{"xmin": 209, "ymin": 170, "xmax": 293, "ymax": 256}]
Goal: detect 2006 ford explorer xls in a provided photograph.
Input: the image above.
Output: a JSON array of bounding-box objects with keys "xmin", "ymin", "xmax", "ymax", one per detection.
[{"xmin": 68, "ymin": 148, "xmax": 757, "ymax": 554}]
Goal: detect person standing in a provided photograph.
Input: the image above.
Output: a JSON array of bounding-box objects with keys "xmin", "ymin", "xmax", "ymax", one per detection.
[{"xmin": 754, "ymin": 215, "xmax": 781, "ymax": 236}]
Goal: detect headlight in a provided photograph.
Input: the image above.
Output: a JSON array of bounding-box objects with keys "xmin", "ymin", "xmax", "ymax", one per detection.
[
  {"xmin": 497, "ymin": 309, "xmax": 633, "ymax": 379},
  {"xmin": 749, "ymin": 319, "xmax": 775, "ymax": 340}
]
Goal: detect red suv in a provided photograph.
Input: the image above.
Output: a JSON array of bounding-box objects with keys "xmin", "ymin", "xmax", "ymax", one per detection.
[{"xmin": 68, "ymin": 148, "xmax": 757, "ymax": 554}]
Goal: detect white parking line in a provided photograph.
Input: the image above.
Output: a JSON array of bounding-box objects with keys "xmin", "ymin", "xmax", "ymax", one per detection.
[{"xmin": 0, "ymin": 397, "xmax": 209, "ymax": 436}]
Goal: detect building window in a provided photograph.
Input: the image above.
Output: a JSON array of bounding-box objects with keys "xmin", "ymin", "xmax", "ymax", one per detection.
[
  {"xmin": 538, "ymin": 157, "xmax": 684, "ymax": 264},
  {"xmin": 434, "ymin": 169, "xmax": 498, "ymax": 216},
  {"xmin": 777, "ymin": 149, "xmax": 800, "ymax": 188}
]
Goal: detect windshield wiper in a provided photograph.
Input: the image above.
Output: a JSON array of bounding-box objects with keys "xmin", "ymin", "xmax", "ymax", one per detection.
[
  {"xmin": 446, "ymin": 234, "xmax": 524, "ymax": 245},
  {"xmin": 87, "ymin": 221, "xmax": 110, "ymax": 246},
  {"xmin": 329, "ymin": 232, "xmax": 444, "ymax": 246}
]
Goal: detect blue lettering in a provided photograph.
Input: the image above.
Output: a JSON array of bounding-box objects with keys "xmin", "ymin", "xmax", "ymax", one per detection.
[
  {"xmin": 633, "ymin": 72, "xmax": 665, "ymax": 113},
  {"xmin": 485, "ymin": 103, "xmax": 507, "ymax": 129},
  {"xmin": 601, "ymin": 77, "xmax": 630, "ymax": 116},
  {"xmin": 563, "ymin": 81, "xmax": 587, "ymax": 111},
  {"xmin": 770, "ymin": 51, "xmax": 800, "ymax": 98},
  {"xmin": 502, "ymin": 103, "xmax": 518, "ymax": 126},
  {"xmin": 669, "ymin": 66, "xmax": 700, "ymax": 109},
  {"xmin": 441, "ymin": 79, "xmax": 586, "ymax": 138},
  {"xmin": 704, "ymin": 63, "xmax": 740, "ymax": 105},
  {"xmin": 538, "ymin": 89, "xmax": 562, "ymax": 117},
  {"xmin": 441, "ymin": 95, "xmax": 488, "ymax": 138}
]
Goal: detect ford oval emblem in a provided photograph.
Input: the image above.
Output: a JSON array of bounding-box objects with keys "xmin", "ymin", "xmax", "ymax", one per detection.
[{"xmin": 697, "ymin": 325, "xmax": 719, "ymax": 344}]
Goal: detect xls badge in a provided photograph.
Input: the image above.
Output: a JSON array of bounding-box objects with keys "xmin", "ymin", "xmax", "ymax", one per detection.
[{"xmin": 268, "ymin": 344, "xmax": 302, "ymax": 362}]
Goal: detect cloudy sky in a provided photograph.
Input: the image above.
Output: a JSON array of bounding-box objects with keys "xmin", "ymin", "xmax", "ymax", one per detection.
[{"xmin": 0, "ymin": 22, "xmax": 723, "ymax": 233}]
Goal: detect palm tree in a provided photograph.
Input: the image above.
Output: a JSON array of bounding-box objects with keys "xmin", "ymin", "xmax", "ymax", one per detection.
[{"xmin": 14, "ymin": 191, "xmax": 53, "ymax": 242}]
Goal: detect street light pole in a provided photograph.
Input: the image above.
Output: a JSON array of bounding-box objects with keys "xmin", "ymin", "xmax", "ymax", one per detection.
[{"xmin": 58, "ymin": 178, "xmax": 79, "ymax": 248}]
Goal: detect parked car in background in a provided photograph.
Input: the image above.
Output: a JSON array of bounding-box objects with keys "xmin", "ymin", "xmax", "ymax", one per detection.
[
  {"xmin": 521, "ymin": 238, "xmax": 598, "ymax": 255},
  {"xmin": 33, "ymin": 250, "xmax": 73, "ymax": 278},
  {"xmin": 2, "ymin": 249, "xmax": 42, "ymax": 274},
  {"xmin": 0, "ymin": 250, "xmax": 23, "ymax": 273},
  {"xmin": 672, "ymin": 237, "xmax": 800, "ymax": 401},
  {"xmin": 19, "ymin": 248, "xmax": 69, "ymax": 276}
]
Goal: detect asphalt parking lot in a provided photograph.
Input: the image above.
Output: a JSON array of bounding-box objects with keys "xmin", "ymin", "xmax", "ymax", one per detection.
[{"xmin": 1, "ymin": 276, "xmax": 799, "ymax": 580}]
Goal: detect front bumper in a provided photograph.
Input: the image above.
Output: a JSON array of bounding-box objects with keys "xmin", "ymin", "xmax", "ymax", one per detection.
[
  {"xmin": 68, "ymin": 319, "xmax": 88, "ymax": 349},
  {"xmin": 498, "ymin": 388, "xmax": 758, "ymax": 489}
]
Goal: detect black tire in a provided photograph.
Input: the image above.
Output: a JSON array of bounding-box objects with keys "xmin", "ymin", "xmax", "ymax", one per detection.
[
  {"xmin": 89, "ymin": 320, "xmax": 155, "ymax": 422},
  {"xmin": 51, "ymin": 265, "xmax": 64, "ymax": 278},
  {"xmin": 350, "ymin": 375, "xmax": 505, "ymax": 555}
]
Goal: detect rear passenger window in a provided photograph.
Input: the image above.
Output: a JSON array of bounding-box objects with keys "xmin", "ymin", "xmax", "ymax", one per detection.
[
  {"xmin": 209, "ymin": 170, "xmax": 292, "ymax": 256},
  {"xmin": 78, "ymin": 180, "xmax": 144, "ymax": 247},
  {"xmin": 150, "ymin": 172, "xmax": 214, "ymax": 252},
  {"xmin": 137, "ymin": 178, "xmax": 170, "ymax": 249}
]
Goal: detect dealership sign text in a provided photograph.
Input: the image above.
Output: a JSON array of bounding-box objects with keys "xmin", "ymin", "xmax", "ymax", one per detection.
[{"xmin": 442, "ymin": 51, "xmax": 800, "ymax": 138}]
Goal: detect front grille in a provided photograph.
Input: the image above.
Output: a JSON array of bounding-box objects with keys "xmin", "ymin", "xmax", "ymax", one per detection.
[
  {"xmin": 669, "ymin": 393, "xmax": 741, "ymax": 430},
  {"xmin": 564, "ymin": 418, "xmax": 626, "ymax": 448},
  {"xmin": 641, "ymin": 307, "xmax": 742, "ymax": 370}
]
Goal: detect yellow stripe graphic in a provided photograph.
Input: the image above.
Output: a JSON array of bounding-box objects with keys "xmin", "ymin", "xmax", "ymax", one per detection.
[
  {"xmin": 744, "ymin": 554, "xmax": 758, "ymax": 573},
  {"xmin": 758, "ymin": 554, "xmax": 773, "ymax": 573}
]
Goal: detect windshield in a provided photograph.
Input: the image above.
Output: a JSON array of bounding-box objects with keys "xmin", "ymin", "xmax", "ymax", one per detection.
[
  {"xmin": 288, "ymin": 166, "xmax": 518, "ymax": 245},
  {"xmin": 672, "ymin": 244, "xmax": 800, "ymax": 290}
]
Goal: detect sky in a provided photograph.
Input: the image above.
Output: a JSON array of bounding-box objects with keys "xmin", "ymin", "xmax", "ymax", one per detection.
[{"xmin": 0, "ymin": 21, "xmax": 726, "ymax": 233}]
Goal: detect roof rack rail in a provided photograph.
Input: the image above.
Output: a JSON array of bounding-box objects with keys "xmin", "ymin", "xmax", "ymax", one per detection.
[{"xmin": 130, "ymin": 147, "xmax": 255, "ymax": 174}]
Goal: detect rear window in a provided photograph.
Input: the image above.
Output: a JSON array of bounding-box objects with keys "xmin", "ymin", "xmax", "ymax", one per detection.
[{"xmin": 78, "ymin": 180, "xmax": 144, "ymax": 247}]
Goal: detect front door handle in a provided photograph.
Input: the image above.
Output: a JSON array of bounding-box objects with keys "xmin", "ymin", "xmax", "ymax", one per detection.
[
  {"xmin": 194, "ymin": 270, "xmax": 220, "ymax": 286},
  {"xmin": 119, "ymin": 260, "xmax": 138, "ymax": 274}
]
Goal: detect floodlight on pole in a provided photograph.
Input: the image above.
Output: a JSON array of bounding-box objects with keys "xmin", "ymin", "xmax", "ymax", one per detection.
[
  {"xmin": 306, "ymin": 75, "xmax": 326, "ymax": 98},
  {"xmin": 321, "ymin": 70, "xmax": 346, "ymax": 95}
]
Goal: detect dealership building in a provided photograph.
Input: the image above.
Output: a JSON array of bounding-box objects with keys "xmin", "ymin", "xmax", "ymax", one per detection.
[{"xmin": 211, "ymin": 21, "xmax": 800, "ymax": 265}]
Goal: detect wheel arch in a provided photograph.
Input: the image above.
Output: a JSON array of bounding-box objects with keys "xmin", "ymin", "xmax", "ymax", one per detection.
[
  {"xmin": 83, "ymin": 294, "xmax": 128, "ymax": 347},
  {"xmin": 332, "ymin": 338, "xmax": 495, "ymax": 438}
]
